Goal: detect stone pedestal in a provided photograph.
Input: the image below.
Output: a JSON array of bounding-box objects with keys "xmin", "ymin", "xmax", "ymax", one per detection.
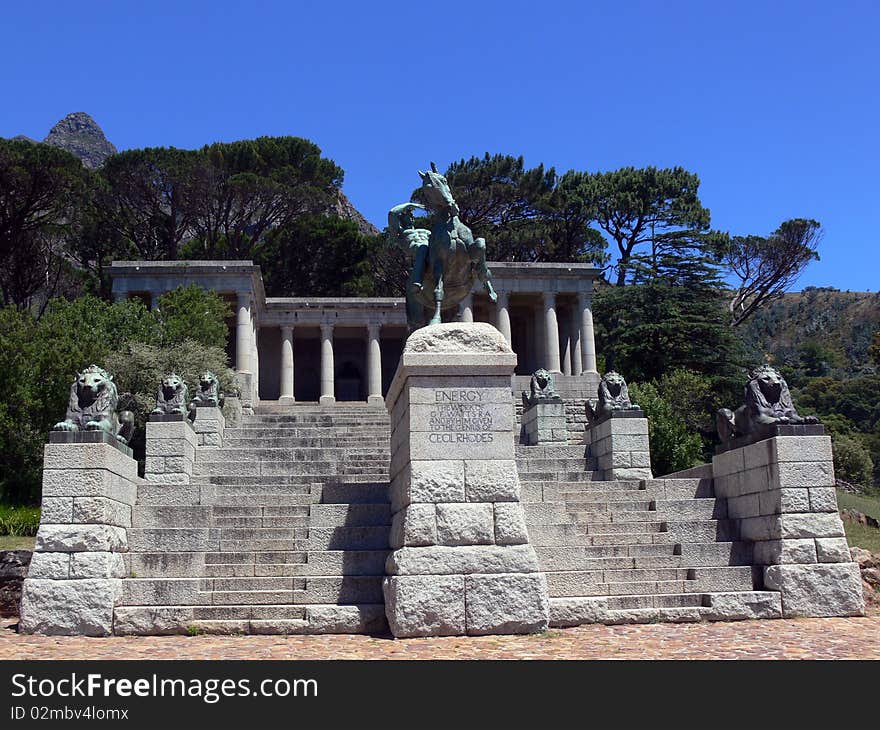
[
  {"xmin": 383, "ymin": 323, "xmax": 549, "ymax": 638},
  {"xmin": 191, "ymin": 406, "xmax": 225, "ymax": 448},
  {"xmin": 20, "ymin": 436, "xmax": 138, "ymax": 636},
  {"xmin": 522, "ymin": 399, "xmax": 567, "ymax": 445},
  {"xmin": 712, "ymin": 429, "xmax": 864, "ymax": 618},
  {"xmin": 144, "ymin": 414, "xmax": 196, "ymax": 484},
  {"xmin": 587, "ymin": 411, "xmax": 652, "ymax": 480},
  {"xmin": 236, "ymin": 372, "xmax": 255, "ymax": 414}
]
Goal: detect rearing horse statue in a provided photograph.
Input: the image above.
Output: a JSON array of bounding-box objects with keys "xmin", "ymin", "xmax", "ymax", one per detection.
[{"xmin": 388, "ymin": 163, "xmax": 497, "ymax": 330}]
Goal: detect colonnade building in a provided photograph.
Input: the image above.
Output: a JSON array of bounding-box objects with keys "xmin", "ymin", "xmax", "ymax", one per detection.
[{"xmin": 109, "ymin": 260, "xmax": 601, "ymax": 409}]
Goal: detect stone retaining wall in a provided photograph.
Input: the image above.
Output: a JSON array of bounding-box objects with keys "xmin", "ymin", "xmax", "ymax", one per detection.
[{"xmin": 712, "ymin": 433, "xmax": 864, "ymax": 618}]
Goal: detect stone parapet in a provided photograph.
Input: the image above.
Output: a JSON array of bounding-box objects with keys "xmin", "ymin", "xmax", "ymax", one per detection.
[
  {"xmin": 19, "ymin": 439, "xmax": 140, "ymax": 635},
  {"xmin": 383, "ymin": 323, "xmax": 550, "ymax": 637},
  {"xmin": 522, "ymin": 399, "xmax": 567, "ymax": 445},
  {"xmin": 144, "ymin": 415, "xmax": 197, "ymax": 484},
  {"xmin": 587, "ymin": 410, "xmax": 652, "ymax": 480},
  {"xmin": 711, "ymin": 434, "xmax": 864, "ymax": 618},
  {"xmin": 191, "ymin": 407, "xmax": 226, "ymax": 448}
]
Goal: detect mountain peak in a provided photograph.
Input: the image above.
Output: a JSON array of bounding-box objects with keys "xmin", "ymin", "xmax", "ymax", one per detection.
[{"xmin": 43, "ymin": 112, "xmax": 117, "ymax": 168}]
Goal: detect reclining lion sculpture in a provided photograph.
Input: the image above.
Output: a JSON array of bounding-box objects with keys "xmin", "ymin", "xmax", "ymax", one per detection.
[
  {"xmin": 52, "ymin": 365, "xmax": 134, "ymax": 445},
  {"xmin": 587, "ymin": 371, "xmax": 640, "ymax": 420},
  {"xmin": 151, "ymin": 372, "xmax": 188, "ymax": 416},
  {"xmin": 717, "ymin": 365, "xmax": 819, "ymax": 444}
]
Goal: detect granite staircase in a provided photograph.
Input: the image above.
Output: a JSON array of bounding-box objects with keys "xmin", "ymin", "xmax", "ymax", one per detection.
[
  {"xmin": 121, "ymin": 405, "xmax": 392, "ymax": 635},
  {"xmin": 517, "ymin": 445, "xmax": 781, "ymax": 624}
]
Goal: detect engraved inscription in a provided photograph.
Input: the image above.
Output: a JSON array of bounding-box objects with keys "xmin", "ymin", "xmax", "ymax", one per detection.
[{"xmin": 428, "ymin": 389, "xmax": 494, "ymax": 444}]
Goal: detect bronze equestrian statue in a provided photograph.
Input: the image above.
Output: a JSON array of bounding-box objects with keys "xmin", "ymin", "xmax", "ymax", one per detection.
[{"xmin": 388, "ymin": 163, "xmax": 497, "ymax": 330}]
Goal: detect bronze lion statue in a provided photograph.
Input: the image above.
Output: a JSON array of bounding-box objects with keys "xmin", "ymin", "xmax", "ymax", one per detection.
[
  {"xmin": 588, "ymin": 371, "xmax": 640, "ymax": 420},
  {"xmin": 717, "ymin": 365, "xmax": 819, "ymax": 444},
  {"xmin": 52, "ymin": 365, "xmax": 134, "ymax": 445},
  {"xmin": 151, "ymin": 373, "xmax": 188, "ymax": 415},
  {"xmin": 189, "ymin": 370, "xmax": 223, "ymax": 409},
  {"xmin": 522, "ymin": 368, "xmax": 560, "ymax": 408}
]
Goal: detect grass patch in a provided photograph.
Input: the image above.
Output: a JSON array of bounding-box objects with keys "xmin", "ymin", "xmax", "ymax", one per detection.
[
  {"xmin": 837, "ymin": 490, "xmax": 880, "ymax": 520},
  {"xmin": 0, "ymin": 504, "xmax": 40, "ymax": 537},
  {"xmin": 0, "ymin": 535, "xmax": 35, "ymax": 550},
  {"xmin": 844, "ymin": 521, "xmax": 880, "ymax": 553}
]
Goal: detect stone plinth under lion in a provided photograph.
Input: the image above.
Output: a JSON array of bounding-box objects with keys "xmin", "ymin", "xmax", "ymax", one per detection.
[{"xmin": 383, "ymin": 323, "xmax": 549, "ymax": 637}]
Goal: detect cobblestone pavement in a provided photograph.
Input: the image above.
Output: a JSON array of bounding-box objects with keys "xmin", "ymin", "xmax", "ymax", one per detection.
[{"xmin": 2, "ymin": 616, "xmax": 879, "ymax": 659}]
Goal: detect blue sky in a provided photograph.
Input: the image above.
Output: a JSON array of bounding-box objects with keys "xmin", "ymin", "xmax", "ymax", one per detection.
[{"xmin": 2, "ymin": 1, "xmax": 877, "ymax": 290}]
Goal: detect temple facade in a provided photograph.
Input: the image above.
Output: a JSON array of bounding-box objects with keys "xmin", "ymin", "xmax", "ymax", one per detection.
[{"xmin": 109, "ymin": 260, "xmax": 601, "ymax": 408}]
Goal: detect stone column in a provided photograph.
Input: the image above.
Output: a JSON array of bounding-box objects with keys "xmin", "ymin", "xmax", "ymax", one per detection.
[
  {"xmin": 20, "ymin": 435, "xmax": 138, "ymax": 636},
  {"xmin": 235, "ymin": 293, "xmax": 251, "ymax": 373},
  {"xmin": 578, "ymin": 292, "xmax": 598, "ymax": 374},
  {"xmin": 459, "ymin": 292, "xmax": 474, "ymax": 323},
  {"xmin": 320, "ymin": 322, "xmax": 336, "ymax": 406},
  {"xmin": 570, "ymin": 307, "xmax": 583, "ymax": 376},
  {"xmin": 561, "ymin": 309, "xmax": 572, "ymax": 376},
  {"xmin": 495, "ymin": 290, "xmax": 512, "ymax": 346},
  {"xmin": 383, "ymin": 322, "xmax": 550, "ymax": 638},
  {"xmin": 366, "ymin": 324, "xmax": 383, "ymax": 405},
  {"xmin": 234, "ymin": 293, "xmax": 254, "ymax": 410},
  {"xmin": 280, "ymin": 325, "xmax": 295, "ymax": 404},
  {"xmin": 252, "ymin": 321, "xmax": 260, "ymax": 402},
  {"xmin": 542, "ymin": 291, "xmax": 562, "ymax": 374},
  {"xmin": 533, "ymin": 298, "xmax": 545, "ymax": 370},
  {"xmin": 712, "ymin": 429, "xmax": 864, "ymax": 618}
]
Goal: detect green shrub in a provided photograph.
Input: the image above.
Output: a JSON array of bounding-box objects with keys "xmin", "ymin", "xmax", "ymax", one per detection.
[
  {"xmin": 629, "ymin": 381, "xmax": 704, "ymax": 476},
  {"xmin": 0, "ymin": 505, "xmax": 40, "ymax": 536},
  {"xmin": 154, "ymin": 285, "xmax": 232, "ymax": 350},
  {"xmin": 833, "ymin": 435, "xmax": 874, "ymax": 488},
  {"xmin": 105, "ymin": 340, "xmax": 237, "ymax": 422}
]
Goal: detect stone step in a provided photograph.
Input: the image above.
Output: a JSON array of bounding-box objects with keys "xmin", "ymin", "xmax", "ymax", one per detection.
[
  {"xmin": 193, "ymin": 475, "xmax": 319, "ymax": 486},
  {"xmin": 661, "ymin": 519, "xmax": 740, "ymax": 542},
  {"xmin": 568, "ymin": 510, "xmax": 660, "ymax": 524},
  {"xmin": 528, "ymin": 525, "xmax": 673, "ymax": 547},
  {"xmin": 549, "ymin": 591, "xmax": 783, "ymax": 626},
  {"xmin": 184, "ymin": 604, "xmax": 309, "ymax": 621},
  {"xmin": 308, "ymin": 503, "xmax": 391, "ymax": 527},
  {"xmin": 678, "ymin": 541, "xmax": 753, "ymax": 567},
  {"xmin": 515, "ymin": 458, "xmax": 592, "ymax": 470},
  {"xmin": 116, "ymin": 603, "xmax": 389, "ymax": 635},
  {"xmin": 194, "ymin": 461, "xmax": 338, "ymax": 477},
  {"xmin": 214, "ymin": 516, "xmax": 309, "ymax": 528},
  {"xmin": 224, "ymin": 440, "xmax": 389, "ymax": 450},
  {"xmin": 558, "ymin": 493, "xmax": 654, "ymax": 506},
  {"xmin": 515, "ymin": 445, "xmax": 587, "ymax": 459},
  {"xmin": 544, "ymin": 566, "xmax": 755, "ymax": 597},
  {"xmin": 212, "ymin": 506, "xmax": 310, "ymax": 517},
  {"xmin": 121, "ymin": 576, "xmax": 385, "ymax": 606},
  {"xmin": 536, "ymin": 545, "xmax": 679, "ymax": 570},
  {"xmin": 581, "ymin": 521, "xmax": 666, "ymax": 534},
  {"xmin": 652, "ymin": 498, "xmax": 726, "ymax": 520},
  {"xmin": 642, "ymin": 478, "xmax": 715, "ymax": 499},
  {"xmin": 518, "ymin": 470, "xmax": 599, "ymax": 482},
  {"xmin": 200, "ymin": 550, "xmax": 388, "ymax": 577},
  {"xmin": 196, "ymin": 447, "xmax": 389, "ymax": 462}
]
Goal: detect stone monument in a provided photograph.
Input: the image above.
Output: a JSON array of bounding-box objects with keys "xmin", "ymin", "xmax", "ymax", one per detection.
[
  {"xmin": 145, "ymin": 374, "xmax": 197, "ymax": 485},
  {"xmin": 521, "ymin": 369, "xmax": 567, "ymax": 445},
  {"xmin": 586, "ymin": 371, "xmax": 652, "ymax": 480},
  {"xmin": 20, "ymin": 366, "xmax": 140, "ymax": 636},
  {"xmin": 188, "ymin": 371, "xmax": 225, "ymax": 447},
  {"xmin": 388, "ymin": 163, "xmax": 497, "ymax": 329},
  {"xmin": 383, "ymin": 323, "xmax": 549, "ymax": 637},
  {"xmin": 713, "ymin": 366, "xmax": 863, "ymax": 617}
]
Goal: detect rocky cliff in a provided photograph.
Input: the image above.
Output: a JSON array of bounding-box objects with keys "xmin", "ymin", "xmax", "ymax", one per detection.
[{"xmin": 43, "ymin": 112, "xmax": 117, "ymax": 169}]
